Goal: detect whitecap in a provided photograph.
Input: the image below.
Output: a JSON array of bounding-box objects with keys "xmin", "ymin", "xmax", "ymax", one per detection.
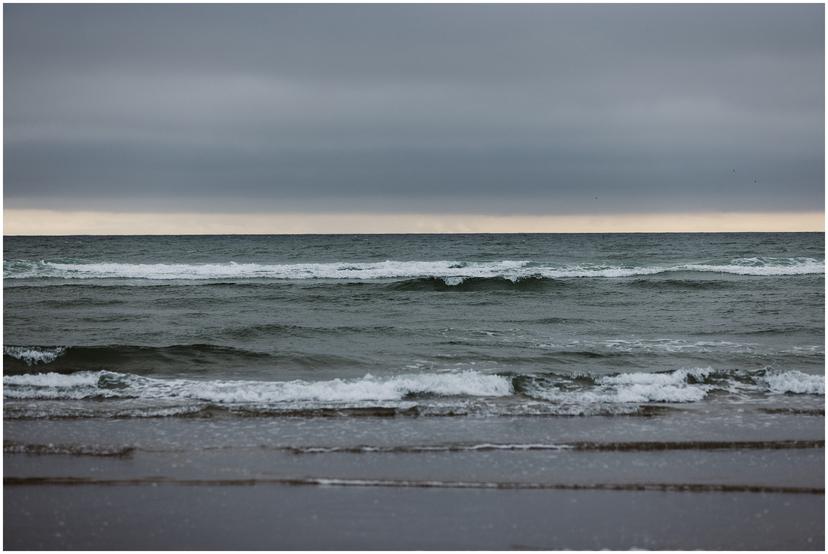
[
  {"xmin": 4, "ymin": 346, "xmax": 67, "ymax": 365},
  {"xmin": 3, "ymin": 370, "xmax": 514, "ymax": 403},
  {"xmin": 761, "ymin": 370, "xmax": 825, "ymax": 395},
  {"xmin": 4, "ymin": 257, "xmax": 822, "ymax": 281}
]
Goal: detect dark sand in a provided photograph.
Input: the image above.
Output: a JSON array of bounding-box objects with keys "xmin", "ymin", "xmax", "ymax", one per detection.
[
  {"xmin": 4, "ymin": 412, "xmax": 825, "ymax": 550},
  {"xmin": 5, "ymin": 483, "xmax": 823, "ymax": 550}
]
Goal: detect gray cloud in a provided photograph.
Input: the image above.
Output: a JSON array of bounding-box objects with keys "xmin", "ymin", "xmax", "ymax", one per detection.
[{"xmin": 4, "ymin": 4, "xmax": 824, "ymax": 214}]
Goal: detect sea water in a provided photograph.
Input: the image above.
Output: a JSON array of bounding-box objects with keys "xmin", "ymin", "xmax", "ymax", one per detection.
[{"xmin": 4, "ymin": 233, "xmax": 824, "ymax": 419}]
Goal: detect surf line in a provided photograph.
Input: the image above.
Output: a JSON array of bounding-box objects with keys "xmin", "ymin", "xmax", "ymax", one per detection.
[{"xmin": 5, "ymin": 476, "xmax": 823, "ymax": 495}]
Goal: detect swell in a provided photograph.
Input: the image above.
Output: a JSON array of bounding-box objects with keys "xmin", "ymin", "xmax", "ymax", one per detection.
[
  {"xmin": 219, "ymin": 323, "xmax": 405, "ymax": 340},
  {"xmin": 2, "ymin": 344, "xmax": 354, "ymax": 374},
  {"xmin": 738, "ymin": 325, "xmax": 823, "ymax": 336},
  {"xmin": 628, "ymin": 278, "xmax": 737, "ymax": 290}
]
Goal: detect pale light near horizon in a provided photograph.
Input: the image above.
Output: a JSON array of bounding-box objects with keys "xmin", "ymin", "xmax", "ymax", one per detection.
[{"xmin": 4, "ymin": 210, "xmax": 824, "ymax": 235}]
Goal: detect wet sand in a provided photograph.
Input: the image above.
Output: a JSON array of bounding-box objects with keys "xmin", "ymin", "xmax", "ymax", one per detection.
[
  {"xmin": 4, "ymin": 412, "xmax": 825, "ymax": 550},
  {"xmin": 5, "ymin": 482, "xmax": 823, "ymax": 550}
]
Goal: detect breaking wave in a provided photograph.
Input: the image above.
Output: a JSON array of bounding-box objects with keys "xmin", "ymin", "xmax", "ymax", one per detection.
[
  {"xmin": 4, "ymin": 346, "xmax": 67, "ymax": 365},
  {"xmin": 761, "ymin": 371, "xmax": 825, "ymax": 395},
  {"xmin": 3, "ymin": 367, "xmax": 822, "ymax": 419},
  {"xmin": 511, "ymin": 367, "xmax": 825, "ymax": 405},
  {"xmin": 2, "ymin": 370, "xmax": 514, "ymax": 402},
  {"xmin": 4, "ymin": 257, "xmax": 823, "ymax": 282}
]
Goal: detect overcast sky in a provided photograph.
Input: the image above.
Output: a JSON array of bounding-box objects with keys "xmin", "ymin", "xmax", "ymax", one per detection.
[{"xmin": 4, "ymin": 4, "xmax": 824, "ymax": 218}]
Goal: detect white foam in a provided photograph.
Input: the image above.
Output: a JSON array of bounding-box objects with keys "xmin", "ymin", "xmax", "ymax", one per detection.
[
  {"xmin": 4, "ymin": 371, "xmax": 102, "ymax": 388},
  {"xmin": 3, "ymin": 260, "xmax": 530, "ymax": 281},
  {"xmin": 525, "ymin": 367, "xmax": 715, "ymax": 404},
  {"xmin": 540, "ymin": 266, "xmax": 665, "ymax": 278},
  {"xmin": 5, "ymin": 257, "xmax": 822, "ymax": 281},
  {"xmin": 781, "ymin": 345, "xmax": 825, "ymax": 355},
  {"xmin": 761, "ymin": 370, "xmax": 825, "ymax": 395},
  {"xmin": 3, "ymin": 371, "xmax": 115, "ymax": 400},
  {"xmin": 599, "ymin": 367, "xmax": 714, "ymax": 387},
  {"xmin": 5, "ymin": 367, "xmax": 823, "ymax": 414},
  {"xmin": 541, "ymin": 339, "xmax": 758, "ymax": 354},
  {"xmin": 3, "ymin": 370, "xmax": 513, "ymax": 403},
  {"xmin": 528, "ymin": 383, "xmax": 708, "ymax": 404},
  {"xmin": 4, "ymin": 346, "xmax": 67, "ymax": 365},
  {"xmin": 682, "ymin": 257, "xmax": 824, "ymax": 276}
]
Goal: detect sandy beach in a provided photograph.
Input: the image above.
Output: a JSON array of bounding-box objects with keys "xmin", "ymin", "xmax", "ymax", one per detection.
[{"xmin": 5, "ymin": 408, "xmax": 824, "ymax": 550}]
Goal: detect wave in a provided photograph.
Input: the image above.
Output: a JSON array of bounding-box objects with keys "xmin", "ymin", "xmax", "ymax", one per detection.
[
  {"xmin": 3, "ymin": 260, "xmax": 526, "ymax": 281},
  {"xmin": 3, "ymin": 346, "xmax": 67, "ymax": 365},
  {"xmin": 4, "ymin": 257, "xmax": 823, "ymax": 282},
  {"xmin": 389, "ymin": 275, "xmax": 556, "ymax": 291},
  {"xmin": 10, "ymin": 336, "xmax": 813, "ymax": 375},
  {"xmin": 3, "ymin": 368, "xmax": 822, "ymax": 419},
  {"xmin": 761, "ymin": 371, "xmax": 826, "ymax": 395},
  {"xmin": 629, "ymin": 278, "xmax": 736, "ymax": 290},
  {"xmin": 511, "ymin": 367, "xmax": 825, "ymax": 403},
  {"xmin": 3, "ymin": 344, "xmax": 355, "ymax": 373},
  {"xmin": 679, "ymin": 257, "xmax": 825, "ymax": 276},
  {"xmin": 2, "ymin": 370, "xmax": 513, "ymax": 402},
  {"xmin": 3, "ymin": 344, "xmax": 267, "ymax": 373},
  {"xmin": 514, "ymin": 368, "xmax": 711, "ymax": 404}
]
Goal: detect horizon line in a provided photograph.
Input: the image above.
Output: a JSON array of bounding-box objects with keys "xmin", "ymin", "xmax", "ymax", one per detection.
[{"xmin": 3, "ymin": 209, "xmax": 825, "ymax": 236}]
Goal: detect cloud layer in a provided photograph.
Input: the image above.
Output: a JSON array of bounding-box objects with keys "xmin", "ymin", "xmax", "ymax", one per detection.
[{"xmin": 4, "ymin": 4, "xmax": 824, "ymax": 215}]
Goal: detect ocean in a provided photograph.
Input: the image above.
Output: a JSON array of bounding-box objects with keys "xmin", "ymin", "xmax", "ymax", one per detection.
[{"xmin": 3, "ymin": 232, "xmax": 825, "ymax": 549}]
